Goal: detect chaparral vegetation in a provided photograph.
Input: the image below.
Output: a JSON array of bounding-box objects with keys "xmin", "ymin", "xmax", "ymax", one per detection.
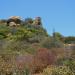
[{"xmin": 0, "ymin": 16, "xmax": 75, "ymax": 75}]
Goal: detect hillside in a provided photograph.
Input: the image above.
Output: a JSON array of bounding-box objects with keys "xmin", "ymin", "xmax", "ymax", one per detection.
[
  {"xmin": 0, "ymin": 16, "xmax": 49, "ymax": 54},
  {"xmin": 0, "ymin": 16, "xmax": 75, "ymax": 75}
]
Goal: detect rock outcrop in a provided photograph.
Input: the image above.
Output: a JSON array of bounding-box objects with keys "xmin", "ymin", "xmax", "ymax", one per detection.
[{"xmin": 7, "ymin": 16, "xmax": 21, "ymax": 26}]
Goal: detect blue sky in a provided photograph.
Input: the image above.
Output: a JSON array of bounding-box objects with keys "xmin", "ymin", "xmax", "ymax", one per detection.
[{"xmin": 0, "ymin": 0, "xmax": 75, "ymax": 36}]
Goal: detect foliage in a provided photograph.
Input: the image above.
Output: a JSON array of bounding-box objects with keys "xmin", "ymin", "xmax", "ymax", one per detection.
[
  {"xmin": 24, "ymin": 18, "xmax": 33, "ymax": 25},
  {"xmin": 0, "ymin": 16, "xmax": 75, "ymax": 75},
  {"xmin": 40, "ymin": 36, "xmax": 64, "ymax": 49},
  {"xmin": 31, "ymin": 48, "xmax": 56, "ymax": 73},
  {"xmin": 0, "ymin": 25, "xmax": 10, "ymax": 39},
  {"xmin": 53, "ymin": 32, "xmax": 64, "ymax": 42},
  {"xmin": 62, "ymin": 58, "xmax": 75, "ymax": 73},
  {"xmin": 64, "ymin": 36, "xmax": 75, "ymax": 44},
  {"xmin": 43, "ymin": 65, "xmax": 75, "ymax": 75}
]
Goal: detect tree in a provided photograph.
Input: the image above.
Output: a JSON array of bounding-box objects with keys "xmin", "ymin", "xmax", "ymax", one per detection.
[
  {"xmin": 53, "ymin": 32, "xmax": 64, "ymax": 42},
  {"xmin": 64, "ymin": 36, "xmax": 75, "ymax": 44},
  {"xmin": 24, "ymin": 18, "xmax": 33, "ymax": 25}
]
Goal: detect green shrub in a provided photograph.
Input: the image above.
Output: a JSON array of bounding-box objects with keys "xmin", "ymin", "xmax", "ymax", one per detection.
[
  {"xmin": 62, "ymin": 59, "xmax": 75, "ymax": 73},
  {"xmin": 43, "ymin": 66, "xmax": 75, "ymax": 75}
]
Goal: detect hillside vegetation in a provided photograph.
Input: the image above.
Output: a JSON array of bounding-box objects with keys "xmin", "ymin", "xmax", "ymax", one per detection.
[{"xmin": 0, "ymin": 16, "xmax": 75, "ymax": 75}]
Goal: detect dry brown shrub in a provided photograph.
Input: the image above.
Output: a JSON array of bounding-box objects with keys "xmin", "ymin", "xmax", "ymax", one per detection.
[{"xmin": 31, "ymin": 48, "xmax": 56, "ymax": 73}]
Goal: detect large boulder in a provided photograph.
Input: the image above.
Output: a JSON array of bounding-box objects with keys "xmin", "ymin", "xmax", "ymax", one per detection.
[
  {"xmin": 33, "ymin": 17, "xmax": 42, "ymax": 25},
  {"xmin": 7, "ymin": 16, "xmax": 22, "ymax": 26}
]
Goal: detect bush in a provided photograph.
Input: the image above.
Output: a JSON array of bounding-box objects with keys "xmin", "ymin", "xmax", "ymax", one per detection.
[
  {"xmin": 0, "ymin": 54, "xmax": 32, "ymax": 75},
  {"xmin": 62, "ymin": 59, "xmax": 75, "ymax": 73},
  {"xmin": 43, "ymin": 65, "xmax": 75, "ymax": 75},
  {"xmin": 24, "ymin": 18, "xmax": 33, "ymax": 25},
  {"xmin": 31, "ymin": 48, "xmax": 56, "ymax": 73},
  {"xmin": 41, "ymin": 37, "xmax": 64, "ymax": 49},
  {"xmin": 0, "ymin": 25, "xmax": 10, "ymax": 39}
]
